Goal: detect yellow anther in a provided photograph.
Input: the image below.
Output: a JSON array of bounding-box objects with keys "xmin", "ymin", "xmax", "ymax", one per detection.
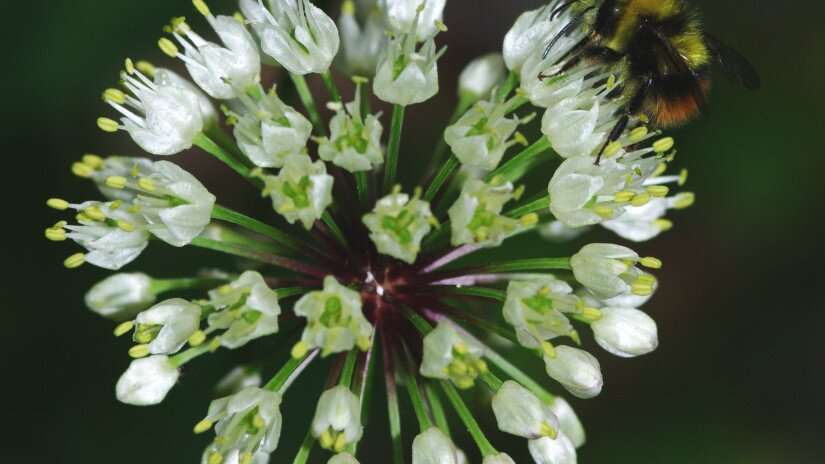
[
  {"xmin": 188, "ymin": 330, "xmax": 206, "ymax": 346},
  {"xmin": 134, "ymin": 331, "xmax": 155, "ymax": 344},
  {"xmin": 540, "ymin": 421, "xmax": 559, "ymax": 439},
  {"xmin": 84, "ymin": 206, "xmax": 106, "ymax": 221},
  {"xmin": 334, "ymin": 432, "xmax": 347, "ymax": 452},
  {"xmin": 356, "ymin": 336, "xmax": 372, "ymax": 351},
  {"xmin": 97, "ymin": 117, "xmax": 119, "ymax": 132},
  {"xmin": 116, "ymin": 220, "xmax": 135, "ymax": 232},
  {"xmin": 233, "ymin": 12, "xmax": 245, "ymax": 24},
  {"xmin": 76, "ymin": 212, "xmax": 91, "ymax": 222},
  {"xmin": 169, "ymin": 16, "xmax": 189, "ymax": 33},
  {"xmin": 455, "ymin": 377, "xmax": 475, "ymax": 389},
  {"xmin": 521, "ymin": 213, "xmax": 539, "ymax": 226},
  {"xmin": 291, "ymin": 340, "xmax": 309, "ymax": 359},
  {"xmin": 341, "ymin": 0, "xmax": 356, "ymax": 15},
  {"xmin": 252, "ymin": 414, "xmax": 266, "ymax": 429},
  {"xmin": 416, "ymin": 2, "xmax": 426, "ymax": 13},
  {"xmin": 613, "ymin": 190, "xmax": 635, "ymax": 202},
  {"xmin": 570, "ymin": 330, "xmax": 581, "ymax": 345},
  {"xmin": 630, "ymin": 192, "xmax": 651, "ymax": 207},
  {"xmin": 112, "ymin": 322, "xmax": 134, "ymax": 338},
  {"xmin": 428, "ymin": 215, "xmax": 441, "ymax": 229},
  {"xmin": 124, "ymin": 58, "xmax": 135, "ymax": 75},
  {"xmin": 646, "ymin": 185, "xmax": 669, "ymax": 197},
  {"xmin": 82, "ymin": 154, "xmax": 104, "ymax": 168},
  {"xmin": 128, "ymin": 344, "xmax": 151, "ymax": 358},
  {"xmin": 109, "ymin": 200, "xmax": 123, "ymax": 211},
  {"xmin": 652, "ymin": 137, "xmax": 674, "ymax": 153},
  {"xmin": 581, "ymin": 307, "xmax": 603, "ymax": 322},
  {"xmin": 651, "ymin": 162, "xmax": 667, "ymax": 178},
  {"xmin": 514, "ymin": 131, "xmax": 528, "ymax": 146},
  {"xmin": 593, "ymin": 205, "xmax": 613, "ymax": 218},
  {"xmin": 476, "ymin": 359, "xmax": 488, "ymax": 374},
  {"xmin": 47, "ymin": 198, "xmax": 70, "ymax": 210},
  {"xmin": 208, "ymin": 452, "xmax": 223, "ymax": 464},
  {"xmin": 45, "ymin": 227, "xmax": 66, "ymax": 241},
  {"xmin": 603, "ymin": 140, "xmax": 623, "ymax": 158},
  {"xmin": 607, "ymin": 74, "xmax": 616, "ymax": 90},
  {"xmin": 541, "ymin": 341, "xmax": 556, "ymax": 358},
  {"xmin": 103, "ymin": 88, "xmax": 126, "ymax": 104},
  {"xmin": 639, "ymin": 257, "xmax": 662, "ymax": 269},
  {"xmin": 636, "ymin": 274, "xmax": 657, "ymax": 284},
  {"xmin": 136, "ymin": 60, "xmax": 157, "ymax": 77},
  {"xmin": 158, "ymin": 38, "xmax": 179, "ymax": 57},
  {"xmin": 193, "ymin": 0, "xmax": 211, "ymax": 16},
  {"xmin": 629, "ymin": 126, "xmax": 648, "ymax": 143},
  {"xmin": 449, "ymin": 360, "xmax": 468, "ymax": 376},
  {"xmin": 138, "ymin": 178, "xmax": 156, "ymax": 192},
  {"xmin": 453, "ymin": 342, "xmax": 468, "ymax": 356},
  {"xmin": 351, "ymin": 75, "xmax": 369, "ymax": 86},
  {"xmin": 64, "ymin": 253, "xmax": 86, "ymax": 268},
  {"xmin": 128, "ymin": 204, "xmax": 143, "ymax": 214},
  {"xmin": 193, "ymin": 418, "xmax": 213, "ymax": 434},
  {"xmin": 239, "ymin": 452, "xmax": 253, "ymax": 464},
  {"xmin": 106, "ymin": 176, "xmax": 128, "ymax": 189},
  {"xmin": 674, "ymin": 192, "xmax": 695, "ymax": 209},
  {"xmin": 209, "ymin": 337, "xmax": 222, "ymax": 352},
  {"xmin": 435, "ymin": 20, "xmax": 448, "ymax": 32},
  {"xmin": 654, "ymin": 219, "xmax": 673, "ymax": 231},
  {"xmin": 678, "ymin": 168, "xmax": 689, "ymax": 186},
  {"xmin": 131, "ymin": 163, "xmax": 141, "ymax": 178},
  {"xmin": 319, "ymin": 430, "xmax": 334, "ymax": 449},
  {"xmin": 71, "ymin": 162, "xmax": 94, "ymax": 178},
  {"xmin": 631, "ymin": 283, "xmax": 654, "ymax": 296}
]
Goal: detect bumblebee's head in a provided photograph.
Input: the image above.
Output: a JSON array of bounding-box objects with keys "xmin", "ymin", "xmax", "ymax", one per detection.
[{"xmin": 593, "ymin": 0, "xmax": 626, "ymax": 37}]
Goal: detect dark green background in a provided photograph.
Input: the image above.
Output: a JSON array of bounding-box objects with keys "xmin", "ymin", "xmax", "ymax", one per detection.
[{"xmin": 4, "ymin": 0, "xmax": 823, "ymax": 462}]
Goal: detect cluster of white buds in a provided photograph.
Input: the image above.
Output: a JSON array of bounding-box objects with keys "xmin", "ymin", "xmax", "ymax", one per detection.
[
  {"xmin": 205, "ymin": 271, "xmax": 282, "ymax": 349},
  {"xmin": 363, "ymin": 187, "xmax": 436, "ymax": 263},
  {"xmin": 502, "ymin": 276, "xmax": 584, "ymax": 350},
  {"xmin": 261, "ymin": 154, "xmax": 334, "ymax": 229},
  {"xmin": 420, "ymin": 322, "xmax": 487, "ymax": 389},
  {"xmin": 318, "ymin": 82, "xmax": 384, "ymax": 172},
  {"xmin": 444, "ymin": 99, "xmax": 526, "ymax": 171},
  {"xmin": 448, "ymin": 178, "xmax": 536, "ymax": 247},
  {"xmin": 311, "ymin": 386, "xmax": 363, "ymax": 452},
  {"xmin": 570, "ymin": 243, "xmax": 662, "ymax": 299}
]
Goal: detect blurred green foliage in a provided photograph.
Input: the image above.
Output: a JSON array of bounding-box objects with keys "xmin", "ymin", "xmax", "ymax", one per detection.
[{"xmin": 3, "ymin": 0, "xmax": 823, "ymax": 463}]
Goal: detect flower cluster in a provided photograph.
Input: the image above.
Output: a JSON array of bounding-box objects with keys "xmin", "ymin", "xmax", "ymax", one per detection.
[{"xmin": 48, "ymin": 0, "xmax": 698, "ymax": 463}]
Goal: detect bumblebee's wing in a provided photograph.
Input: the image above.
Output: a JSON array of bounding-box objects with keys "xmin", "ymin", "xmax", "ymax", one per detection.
[
  {"xmin": 705, "ymin": 34, "xmax": 761, "ymax": 90},
  {"xmin": 651, "ymin": 28, "xmax": 710, "ymax": 114}
]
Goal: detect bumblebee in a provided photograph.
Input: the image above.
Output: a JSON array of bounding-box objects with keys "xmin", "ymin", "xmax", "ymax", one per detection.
[{"xmin": 541, "ymin": 0, "xmax": 760, "ymax": 162}]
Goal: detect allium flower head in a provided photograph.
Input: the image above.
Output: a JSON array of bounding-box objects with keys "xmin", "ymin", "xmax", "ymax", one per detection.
[{"xmin": 50, "ymin": 0, "xmax": 699, "ymax": 462}]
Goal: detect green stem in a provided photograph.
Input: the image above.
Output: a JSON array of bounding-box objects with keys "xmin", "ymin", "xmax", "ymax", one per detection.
[
  {"xmin": 190, "ymin": 237, "xmax": 327, "ymax": 278},
  {"xmin": 401, "ymin": 354, "xmax": 433, "ymax": 431},
  {"xmin": 193, "ymin": 133, "xmax": 262, "ymax": 189},
  {"xmin": 480, "ymin": 371, "xmax": 505, "ymax": 391},
  {"xmin": 264, "ymin": 351, "xmax": 312, "ymax": 393},
  {"xmin": 382, "ymin": 330, "xmax": 405, "ymax": 464},
  {"xmin": 506, "ymin": 194, "xmax": 551, "ymax": 218},
  {"xmin": 321, "ymin": 210, "xmax": 347, "ymax": 247},
  {"xmin": 149, "ymin": 277, "xmax": 226, "ymax": 295},
  {"xmin": 398, "ymin": 304, "xmax": 434, "ymax": 335},
  {"xmin": 411, "ymin": 285, "xmax": 507, "ymax": 302},
  {"xmin": 204, "ymin": 125, "xmax": 248, "ymax": 162},
  {"xmin": 488, "ymin": 137, "xmax": 552, "ymax": 183},
  {"xmin": 276, "ymin": 286, "xmax": 315, "ymax": 299},
  {"xmin": 483, "ymin": 347, "xmax": 556, "ymax": 404},
  {"xmin": 382, "ymin": 104, "xmax": 406, "ymax": 194},
  {"xmin": 321, "ymin": 71, "xmax": 342, "ymax": 103},
  {"xmin": 211, "ymin": 205, "xmax": 330, "ymax": 262},
  {"xmin": 423, "ymin": 155, "xmax": 459, "ymax": 202},
  {"xmin": 423, "ymin": 94, "xmax": 474, "ymax": 180},
  {"xmin": 169, "ymin": 342, "xmax": 211, "ymax": 367},
  {"xmin": 355, "ymin": 171, "xmax": 370, "ymax": 211},
  {"xmin": 424, "ymin": 383, "xmax": 451, "ymax": 437},
  {"xmin": 440, "ymin": 381, "xmax": 498, "ymax": 457},
  {"xmin": 292, "ymin": 428, "xmax": 316, "ymax": 464},
  {"xmin": 339, "ymin": 349, "xmax": 359, "ymax": 388},
  {"xmin": 289, "ymin": 73, "xmax": 326, "ymax": 136},
  {"xmin": 351, "ymin": 337, "xmax": 376, "ymax": 457},
  {"xmin": 494, "ymin": 71, "xmax": 519, "ymax": 103},
  {"xmin": 427, "ymin": 258, "xmax": 572, "ymax": 281}
]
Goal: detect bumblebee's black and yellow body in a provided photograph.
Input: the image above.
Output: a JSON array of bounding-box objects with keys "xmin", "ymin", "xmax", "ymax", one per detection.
[{"xmin": 544, "ymin": 0, "xmax": 759, "ymax": 161}]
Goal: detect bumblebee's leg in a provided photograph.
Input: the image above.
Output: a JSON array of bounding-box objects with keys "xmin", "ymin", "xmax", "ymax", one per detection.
[
  {"xmin": 594, "ymin": 76, "xmax": 654, "ymax": 165},
  {"xmin": 540, "ymin": 45, "xmax": 625, "ymax": 80}
]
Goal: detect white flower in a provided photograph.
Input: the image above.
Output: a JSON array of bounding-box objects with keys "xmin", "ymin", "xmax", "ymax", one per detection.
[
  {"xmin": 483, "ymin": 453, "xmax": 516, "ymax": 464},
  {"xmin": 85, "ymin": 272, "xmax": 156, "ymax": 321},
  {"xmin": 503, "ymin": 276, "xmax": 578, "ymax": 349},
  {"xmin": 162, "ymin": 12, "xmax": 260, "ymax": 100},
  {"xmin": 116, "ymin": 355, "xmax": 179, "ymax": 405},
  {"xmin": 444, "ymin": 100, "xmax": 521, "ymax": 171},
  {"xmin": 448, "ymin": 179, "xmax": 528, "ymax": 247},
  {"xmin": 255, "ymin": 0, "xmax": 340, "ymax": 74},
  {"xmin": 543, "ymin": 346, "xmax": 603, "ymax": 399},
  {"xmin": 73, "ymin": 155, "xmax": 154, "ymax": 202},
  {"xmin": 502, "ymin": 1, "xmax": 576, "ymax": 72},
  {"xmin": 363, "ymin": 188, "xmax": 434, "ymax": 264},
  {"xmin": 201, "ymin": 449, "xmax": 271, "ymax": 464},
  {"xmin": 374, "ymin": 17, "xmax": 443, "ymax": 106},
  {"xmin": 547, "ymin": 156, "xmax": 629, "ymax": 228},
  {"xmin": 329, "ymin": 452, "xmax": 361, "ymax": 464},
  {"xmin": 312, "ymin": 386, "xmax": 363, "ymax": 452},
  {"xmin": 570, "ymin": 243, "xmax": 660, "ymax": 299},
  {"xmin": 207, "ymin": 271, "xmax": 282, "ymax": 349},
  {"xmin": 420, "ymin": 322, "xmax": 487, "ymax": 389},
  {"xmin": 116, "ymin": 160, "xmax": 216, "ymax": 247},
  {"xmin": 262, "ymin": 154, "xmax": 334, "ymax": 229},
  {"xmin": 293, "ymin": 276, "xmax": 372, "ymax": 357},
  {"xmin": 528, "ymin": 433, "xmax": 578, "ymax": 464},
  {"xmin": 232, "ymin": 90, "xmax": 313, "ymax": 168},
  {"xmin": 54, "ymin": 200, "xmax": 150, "ymax": 270},
  {"xmin": 412, "ymin": 427, "xmax": 458, "ymax": 464},
  {"xmin": 520, "ymin": 54, "xmax": 591, "ymax": 110},
  {"xmin": 591, "ymin": 307, "xmax": 658, "ymax": 357},
  {"xmin": 541, "ymin": 94, "xmax": 621, "ymax": 159},
  {"xmin": 99, "ymin": 63, "xmax": 204, "ymax": 156},
  {"xmin": 151, "ymin": 65, "xmax": 219, "ymax": 126},
  {"xmin": 382, "ymin": 0, "xmax": 446, "ymax": 39},
  {"xmin": 337, "ymin": 0, "xmax": 387, "ymax": 76},
  {"xmin": 602, "ymin": 191, "xmax": 694, "ymax": 242},
  {"xmin": 459, "ymin": 53, "xmax": 506, "ymax": 100},
  {"xmin": 200, "ymin": 386, "xmax": 283, "ymax": 460},
  {"xmin": 492, "ymin": 380, "xmax": 559, "ymax": 439},
  {"xmin": 318, "ymin": 100, "xmax": 384, "ymax": 172},
  {"xmin": 133, "ymin": 298, "xmax": 202, "ymax": 355},
  {"xmin": 548, "ymin": 397, "xmax": 586, "ymax": 449}
]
